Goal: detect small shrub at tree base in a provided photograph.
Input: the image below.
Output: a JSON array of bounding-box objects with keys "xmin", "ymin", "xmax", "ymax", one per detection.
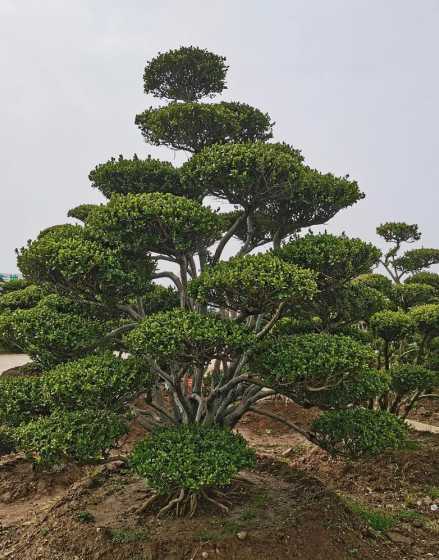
[
  {"xmin": 312, "ymin": 409, "xmax": 408, "ymax": 459},
  {"xmin": 16, "ymin": 409, "xmax": 128, "ymax": 467},
  {"xmin": 130, "ymin": 425, "xmax": 255, "ymax": 495}
]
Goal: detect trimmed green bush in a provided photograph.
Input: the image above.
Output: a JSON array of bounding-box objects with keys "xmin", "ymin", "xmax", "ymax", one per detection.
[
  {"xmin": 0, "ymin": 285, "xmax": 44, "ymax": 312},
  {"xmin": 86, "ymin": 192, "xmax": 223, "ymax": 257},
  {"xmin": 142, "ymin": 46, "xmax": 228, "ymax": 102},
  {"xmin": 252, "ymin": 333, "xmax": 375, "ymax": 389},
  {"xmin": 0, "ymin": 303, "xmax": 107, "ymax": 369},
  {"xmin": 370, "ymin": 310, "xmax": 413, "ymax": 341},
  {"xmin": 42, "ymin": 353, "xmax": 151, "ymax": 412},
  {"xmin": 89, "ymin": 155, "xmax": 182, "ymax": 198},
  {"xmin": 189, "ymin": 253, "xmax": 317, "ymax": 314},
  {"xmin": 0, "ymin": 376, "xmax": 47, "ymax": 427},
  {"xmin": 130, "ymin": 425, "xmax": 255, "ymax": 494},
  {"xmin": 303, "ymin": 369, "xmax": 390, "ymax": 409},
  {"xmin": 312, "ymin": 409, "xmax": 408, "ymax": 459},
  {"xmin": 405, "ymin": 272, "xmax": 439, "ymax": 291},
  {"xmin": 278, "ymin": 233, "xmax": 381, "ymax": 288},
  {"xmin": 354, "ymin": 273, "xmax": 394, "ymax": 298},
  {"xmin": 394, "ymin": 283, "xmax": 437, "ymax": 309},
  {"xmin": 410, "ymin": 304, "xmax": 439, "ymax": 336},
  {"xmin": 16, "ymin": 409, "xmax": 128, "ymax": 467},
  {"xmin": 0, "ymin": 279, "xmax": 30, "ymax": 294},
  {"xmin": 135, "ymin": 102, "xmax": 273, "ymax": 154},
  {"xmin": 390, "ymin": 364, "xmax": 438, "ymax": 395},
  {"xmin": 127, "ymin": 309, "xmax": 255, "ymax": 367}
]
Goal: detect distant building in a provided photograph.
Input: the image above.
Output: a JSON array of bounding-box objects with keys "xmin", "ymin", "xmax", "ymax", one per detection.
[{"xmin": 0, "ymin": 273, "xmax": 21, "ymax": 282}]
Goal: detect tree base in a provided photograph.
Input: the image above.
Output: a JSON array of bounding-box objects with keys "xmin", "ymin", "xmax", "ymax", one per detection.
[{"xmin": 135, "ymin": 487, "xmax": 233, "ymax": 518}]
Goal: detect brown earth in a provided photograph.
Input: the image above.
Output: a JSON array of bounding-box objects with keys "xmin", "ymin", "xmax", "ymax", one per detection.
[{"xmin": 0, "ymin": 400, "xmax": 438, "ymax": 559}]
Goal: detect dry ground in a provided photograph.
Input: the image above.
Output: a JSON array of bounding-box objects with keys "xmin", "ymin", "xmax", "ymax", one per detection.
[{"xmin": 0, "ymin": 399, "xmax": 438, "ymax": 559}]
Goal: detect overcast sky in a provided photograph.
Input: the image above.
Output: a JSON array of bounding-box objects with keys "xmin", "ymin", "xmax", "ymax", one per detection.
[{"xmin": 1, "ymin": 0, "xmax": 438, "ymax": 273}]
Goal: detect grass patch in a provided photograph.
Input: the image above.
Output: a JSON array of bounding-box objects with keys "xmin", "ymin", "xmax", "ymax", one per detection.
[
  {"xmin": 344, "ymin": 498, "xmax": 426, "ymax": 533},
  {"xmin": 76, "ymin": 510, "xmax": 95, "ymax": 524},
  {"xmin": 109, "ymin": 528, "xmax": 150, "ymax": 544},
  {"xmin": 426, "ymin": 486, "xmax": 439, "ymax": 500}
]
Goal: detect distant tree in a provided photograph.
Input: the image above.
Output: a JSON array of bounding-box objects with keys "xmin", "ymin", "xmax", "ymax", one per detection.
[{"xmin": 377, "ymin": 221, "xmax": 439, "ymax": 283}]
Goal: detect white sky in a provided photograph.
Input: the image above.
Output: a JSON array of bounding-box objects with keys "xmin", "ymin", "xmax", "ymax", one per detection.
[{"xmin": 1, "ymin": 0, "xmax": 438, "ymax": 272}]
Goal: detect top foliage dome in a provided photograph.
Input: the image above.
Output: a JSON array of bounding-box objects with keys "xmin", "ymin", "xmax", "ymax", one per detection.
[{"xmin": 143, "ymin": 46, "xmax": 228, "ymax": 102}]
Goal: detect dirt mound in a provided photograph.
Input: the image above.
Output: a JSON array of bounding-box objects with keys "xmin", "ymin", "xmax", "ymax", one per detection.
[
  {"xmin": 0, "ymin": 458, "xmax": 399, "ymax": 560},
  {"xmin": 1, "ymin": 400, "xmax": 438, "ymax": 559}
]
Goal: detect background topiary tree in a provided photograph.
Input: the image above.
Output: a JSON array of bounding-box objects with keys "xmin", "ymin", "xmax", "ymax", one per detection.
[
  {"xmin": 0, "ymin": 46, "xmax": 426, "ymax": 516},
  {"xmin": 377, "ymin": 221, "xmax": 439, "ymax": 283}
]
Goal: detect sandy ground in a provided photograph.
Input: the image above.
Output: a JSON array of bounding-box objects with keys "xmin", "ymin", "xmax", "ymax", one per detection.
[{"xmin": 0, "ymin": 353, "xmax": 30, "ymax": 375}]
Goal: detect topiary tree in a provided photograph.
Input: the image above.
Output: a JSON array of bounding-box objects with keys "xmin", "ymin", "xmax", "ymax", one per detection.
[
  {"xmin": 377, "ymin": 221, "xmax": 439, "ymax": 283},
  {"xmin": 0, "ymin": 46, "xmax": 417, "ymax": 516}
]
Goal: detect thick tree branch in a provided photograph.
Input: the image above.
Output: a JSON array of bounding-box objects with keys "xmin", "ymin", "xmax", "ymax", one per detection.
[
  {"xmin": 152, "ymin": 271, "xmax": 183, "ymax": 292},
  {"xmin": 255, "ymin": 302, "xmax": 286, "ymax": 338},
  {"xmin": 248, "ymin": 406, "xmax": 318, "ymax": 444},
  {"xmin": 212, "ymin": 211, "xmax": 248, "ymax": 264}
]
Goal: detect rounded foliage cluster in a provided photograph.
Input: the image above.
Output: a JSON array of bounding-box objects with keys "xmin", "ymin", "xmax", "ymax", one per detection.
[
  {"xmin": 0, "ymin": 376, "xmax": 47, "ymax": 427},
  {"xmin": 405, "ymin": 272, "xmax": 439, "ymax": 291},
  {"xmin": 135, "ymin": 102, "xmax": 273, "ymax": 154},
  {"xmin": 17, "ymin": 224, "xmax": 153, "ymax": 302},
  {"xmin": 181, "ymin": 142, "xmax": 303, "ymax": 208},
  {"xmin": 376, "ymin": 222, "xmax": 421, "ymax": 244},
  {"xmin": 142, "ymin": 46, "xmax": 228, "ymax": 102},
  {"xmin": 16, "ymin": 409, "xmax": 127, "ymax": 467},
  {"xmin": 0, "ymin": 301, "xmax": 107, "ymax": 369},
  {"xmin": 278, "ymin": 233, "xmax": 381, "ymax": 288},
  {"xmin": 370, "ymin": 310, "xmax": 413, "ymax": 342},
  {"xmin": 354, "ymin": 273, "xmax": 394, "ymax": 298},
  {"xmin": 409, "ymin": 304, "xmax": 439, "ymax": 336},
  {"xmin": 252, "ymin": 333, "xmax": 375, "ymax": 389},
  {"xmin": 89, "ymin": 155, "xmax": 182, "ymax": 199},
  {"xmin": 67, "ymin": 204, "xmax": 100, "ymax": 222},
  {"xmin": 390, "ymin": 364, "xmax": 438, "ymax": 395},
  {"xmin": 86, "ymin": 193, "xmax": 223, "ymax": 257},
  {"xmin": 394, "ymin": 282, "xmax": 437, "ymax": 309},
  {"xmin": 130, "ymin": 425, "xmax": 255, "ymax": 494},
  {"xmin": 312, "ymin": 409, "xmax": 408, "ymax": 459},
  {"xmin": 189, "ymin": 253, "xmax": 317, "ymax": 314},
  {"xmin": 0, "ymin": 279, "xmax": 30, "ymax": 294},
  {"xmin": 395, "ymin": 248, "xmax": 439, "ymax": 274},
  {"xmin": 0, "ymin": 284, "xmax": 44, "ymax": 312},
  {"xmin": 127, "ymin": 309, "xmax": 255, "ymax": 367},
  {"xmin": 303, "ymin": 368, "xmax": 390, "ymax": 409},
  {"xmin": 42, "ymin": 353, "xmax": 150, "ymax": 412}
]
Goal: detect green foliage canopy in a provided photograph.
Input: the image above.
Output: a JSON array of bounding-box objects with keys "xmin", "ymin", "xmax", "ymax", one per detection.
[
  {"xmin": 142, "ymin": 46, "xmax": 228, "ymax": 102},
  {"xmin": 135, "ymin": 102, "xmax": 273, "ymax": 153},
  {"xmin": 89, "ymin": 155, "xmax": 182, "ymax": 199},
  {"xmin": 86, "ymin": 193, "xmax": 223, "ymax": 258},
  {"xmin": 189, "ymin": 253, "xmax": 317, "ymax": 314},
  {"xmin": 127, "ymin": 309, "xmax": 255, "ymax": 367}
]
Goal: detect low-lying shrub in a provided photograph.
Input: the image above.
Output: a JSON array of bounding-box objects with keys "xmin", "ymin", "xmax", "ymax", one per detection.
[{"xmin": 130, "ymin": 424, "xmax": 255, "ymax": 495}]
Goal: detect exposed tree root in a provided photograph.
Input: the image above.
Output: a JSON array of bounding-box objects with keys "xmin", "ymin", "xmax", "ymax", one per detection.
[
  {"xmin": 133, "ymin": 492, "xmax": 162, "ymax": 515},
  {"xmin": 135, "ymin": 487, "xmax": 232, "ymax": 518},
  {"xmin": 158, "ymin": 488, "xmax": 186, "ymax": 517},
  {"xmin": 200, "ymin": 489, "xmax": 230, "ymax": 513}
]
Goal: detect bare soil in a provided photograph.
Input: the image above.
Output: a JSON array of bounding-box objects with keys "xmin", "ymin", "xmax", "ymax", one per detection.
[{"xmin": 0, "ymin": 400, "xmax": 438, "ymax": 559}]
